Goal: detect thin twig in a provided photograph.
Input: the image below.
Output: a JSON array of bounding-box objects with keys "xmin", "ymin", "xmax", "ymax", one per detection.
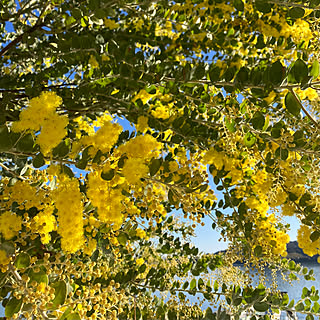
[
  {"xmin": 289, "ymin": 88, "xmax": 319, "ymax": 128},
  {"xmin": 0, "ymin": 162, "xmax": 26, "ymax": 180},
  {"xmin": 0, "ymin": 23, "xmax": 44, "ymax": 57}
]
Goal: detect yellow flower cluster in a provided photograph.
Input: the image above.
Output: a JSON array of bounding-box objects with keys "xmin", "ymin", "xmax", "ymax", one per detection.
[
  {"xmin": 53, "ymin": 175, "xmax": 84, "ymax": 253},
  {"xmin": 202, "ymin": 140, "xmax": 292, "ymax": 257},
  {"xmin": 117, "ymin": 134, "xmax": 161, "ymax": 159},
  {"xmin": 132, "ymin": 88, "xmax": 173, "ymax": 120},
  {"xmin": 269, "ymin": 187, "xmax": 287, "ymax": 207},
  {"xmin": 296, "ymin": 87, "xmax": 318, "ymax": 101},
  {"xmin": 151, "ymin": 104, "xmax": 171, "ymax": 120},
  {"xmin": 87, "ymin": 171, "xmax": 125, "ymax": 228},
  {"xmin": 297, "ymin": 225, "xmax": 320, "ymax": 259},
  {"xmin": 104, "ymin": 18, "xmax": 119, "ymax": 29},
  {"xmin": 132, "ymin": 89, "xmax": 156, "ymax": 104},
  {"xmin": 122, "ymin": 158, "xmax": 149, "ymax": 185},
  {"xmin": 288, "ymin": 19, "xmax": 313, "ymax": 44},
  {"xmin": 281, "ymin": 202, "xmax": 296, "ymax": 216},
  {"xmin": 0, "ymin": 211, "xmax": 22, "ymax": 240},
  {"xmin": 72, "ymin": 116, "xmax": 96, "ymax": 139},
  {"xmin": 171, "ymin": 0, "xmax": 233, "ymax": 26},
  {"xmin": 79, "ymin": 119, "xmax": 122, "ymax": 155},
  {"xmin": 244, "ymin": 195, "xmax": 290, "ymax": 256},
  {"xmin": 31, "ymin": 208, "xmax": 57, "ymax": 244},
  {"xmin": 202, "ymin": 148, "xmax": 225, "ymax": 171},
  {"xmin": 256, "ymin": 15, "xmax": 313, "ymax": 45},
  {"xmin": 12, "ymin": 91, "xmax": 68, "ymax": 155},
  {"xmin": 136, "ymin": 228, "xmax": 147, "ymax": 238},
  {"xmin": 88, "ymin": 55, "xmax": 99, "ymax": 69},
  {"xmin": 1, "ymin": 180, "xmax": 49, "ymax": 211},
  {"xmin": 155, "ymin": 20, "xmax": 179, "ymax": 40},
  {"xmin": 202, "ymin": 148, "xmax": 245, "ymax": 185},
  {"xmin": 119, "ymin": 134, "xmax": 161, "ymax": 187},
  {"xmin": 254, "ymin": 214, "xmax": 290, "ymax": 256},
  {"xmin": 0, "ymin": 249, "xmax": 10, "ymax": 272},
  {"xmin": 136, "ymin": 116, "xmax": 149, "ymax": 133},
  {"xmin": 83, "ymin": 238, "xmax": 97, "ymax": 256},
  {"xmin": 251, "ymin": 169, "xmax": 273, "ymax": 198}
]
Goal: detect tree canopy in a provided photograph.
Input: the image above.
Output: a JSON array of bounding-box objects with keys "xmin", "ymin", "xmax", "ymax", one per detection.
[{"xmin": 1, "ymin": 0, "xmax": 320, "ymax": 319}]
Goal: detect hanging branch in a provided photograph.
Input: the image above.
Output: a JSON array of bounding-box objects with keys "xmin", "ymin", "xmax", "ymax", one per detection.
[{"xmin": 289, "ymin": 88, "xmax": 319, "ymax": 128}]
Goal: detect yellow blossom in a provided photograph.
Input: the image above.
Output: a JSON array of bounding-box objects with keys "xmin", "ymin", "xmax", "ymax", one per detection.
[{"xmin": 0, "ymin": 212, "xmax": 22, "ymax": 239}]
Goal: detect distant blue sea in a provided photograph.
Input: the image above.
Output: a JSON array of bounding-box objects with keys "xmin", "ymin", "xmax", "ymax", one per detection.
[{"xmin": 193, "ymin": 262, "xmax": 320, "ymax": 320}]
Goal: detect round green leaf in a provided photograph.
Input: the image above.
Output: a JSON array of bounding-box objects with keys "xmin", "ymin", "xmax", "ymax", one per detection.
[
  {"xmin": 65, "ymin": 313, "xmax": 81, "ymax": 320},
  {"xmin": 234, "ymin": 0, "xmax": 244, "ymax": 11},
  {"xmin": 52, "ymin": 140, "xmax": 70, "ymax": 158},
  {"xmin": 284, "ymin": 91, "xmax": 301, "ymax": 117},
  {"xmin": 310, "ymin": 231, "xmax": 320, "ymax": 242},
  {"xmin": 28, "ymin": 268, "xmax": 48, "ymax": 285},
  {"xmin": 310, "ymin": 0, "xmax": 320, "ymax": 8},
  {"xmin": 117, "ymin": 232, "xmax": 128, "ymax": 246},
  {"xmin": 198, "ymin": 278, "xmax": 204, "ymax": 290},
  {"xmin": 60, "ymin": 164, "xmax": 74, "ymax": 178},
  {"xmin": 168, "ymin": 189, "xmax": 178, "ymax": 205},
  {"xmin": 254, "ymin": 245, "xmax": 263, "ymax": 257},
  {"xmin": 168, "ymin": 309, "xmax": 177, "ymax": 320},
  {"xmin": 190, "ymin": 278, "xmax": 196, "ymax": 290},
  {"xmin": 72, "ymin": 8, "xmax": 82, "ymax": 19},
  {"xmin": 5, "ymin": 297, "xmax": 23, "ymax": 318},
  {"xmin": 244, "ymin": 132, "xmax": 256, "ymax": 147},
  {"xmin": 14, "ymin": 252, "xmax": 30, "ymax": 269},
  {"xmin": 75, "ymin": 158, "xmax": 88, "ymax": 170},
  {"xmin": 209, "ymin": 65, "xmax": 221, "ymax": 82},
  {"xmin": 312, "ymin": 301, "xmax": 320, "ymax": 313},
  {"xmin": 253, "ymin": 301, "xmax": 269, "ymax": 312},
  {"xmin": 204, "ymin": 307, "xmax": 215, "ymax": 320},
  {"xmin": 236, "ymin": 67, "xmax": 249, "ymax": 83},
  {"xmin": 269, "ymin": 60, "xmax": 285, "ymax": 85},
  {"xmin": 0, "ymin": 125, "xmax": 12, "ymax": 151},
  {"xmin": 16, "ymin": 133, "xmax": 35, "ymax": 152},
  {"xmin": 33, "ymin": 153, "xmax": 45, "ymax": 168},
  {"xmin": 233, "ymin": 297, "xmax": 243, "ymax": 306},
  {"xmin": 60, "ymin": 307, "xmax": 72, "ymax": 320},
  {"xmin": 295, "ymin": 302, "xmax": 305, "ymax": 312},
  {"xmin": 310, "ymin": 60, "xmax": 320, "ymax": 79},
  {"xmin": 50, "ymin": 280, "xmax": 67, "ymax": 309},
  {"xmin": 101, "ymin": 168, "xmax": 115, "ymax": 181},
  {"xmin": 255, "ymin": 0, "xmax": 272, "ymax": 13},
  {"xmin": 251, "ymin": 111, "xmax": 265, "ymax": 130},
  {"xmin": 225, "ymin": 118, "xmax": 236, "ymax": 133},
  {"xmin": 149, "ymin": 158, "xmax": 162, "ymax": 176},
  {"xmin": 288, "ymin": 7, "xmax": 305, "ymax": 19},
  {"xmin": 292, "ymin": 59, "xmax": 308, "ymax": 83}
]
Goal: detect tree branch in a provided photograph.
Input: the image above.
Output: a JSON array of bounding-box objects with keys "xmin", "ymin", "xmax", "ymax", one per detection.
[
  {"xmin": 0, "ymin": 23, "xmax": 44, "ymax": 57},
  {"xmin": 289, "ymin": 88, "xmax": 319, "ymax": 128},
  {"xmin": 0, "ymin": 162, "xmax": 26, "ymax": 180}
]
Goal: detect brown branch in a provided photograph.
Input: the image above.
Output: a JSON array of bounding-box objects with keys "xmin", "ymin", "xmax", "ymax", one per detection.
[
  {"xmin": 0, "ymin": 23, "xmax": 44, "ymax": 58},
  {"xmin": 3, "ymin": 150, "xmax": 81, "ymax": 166},
  {"xmin": 289, "ymin": 88, "xmax": 319, "ymax": 128},
  {"xmin": 0, "ymin": 83, "xmax": 78, "ymax": 93},
  {"xmin": 132, "ymin": 280, "xmax": 223, "ymax": 297},
  {"xmin": 0, "ymin": 162, "xmax": 26, "ymax": 180},
  {"xmin": 163, "ymin": 76, "xmax": 320, "ymax": 91},
  {"xmin": 265, "ymin": 0, "xmax": 320, "ymax": 10}
]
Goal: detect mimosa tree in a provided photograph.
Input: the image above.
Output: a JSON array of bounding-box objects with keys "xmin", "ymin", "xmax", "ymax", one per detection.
[{"xmin": 1, "ymin": 0, "xmax": 320, "ymax": 319}]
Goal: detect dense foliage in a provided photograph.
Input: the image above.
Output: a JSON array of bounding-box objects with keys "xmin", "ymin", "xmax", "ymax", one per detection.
[{"xmin": 1, "ymin": 0, "xmax": 320, "ymax": 319}]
